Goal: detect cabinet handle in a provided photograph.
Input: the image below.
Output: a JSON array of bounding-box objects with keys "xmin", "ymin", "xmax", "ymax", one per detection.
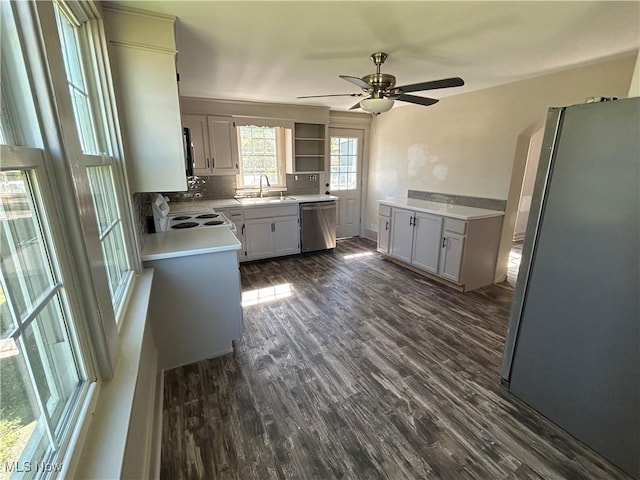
[
  {"xmin": 241, "ymin": 224, "xmax": 245, "ymax": 235},
  {"xmin": 409, "ymin": 216, "xmax": 413, "ymax": 226},
  {"xmin": 212, "ymin": 157, "xmax": 215, "ymax": 168},
  {"xmin": 271, "ymin": 223, "xmax": 275, "ymax": 232},
  {"xmin": 442, "ymin": 237, "xmax": 447, "ymax": 248},
  {"xmin": 385, "ymin": 221, "xmax": 389, "ymax": 231}
]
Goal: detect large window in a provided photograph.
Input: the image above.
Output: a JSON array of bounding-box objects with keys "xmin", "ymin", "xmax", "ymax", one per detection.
[
  {"xmin": 236, "ymin": 120, "xmax": 291, "ymax": 190},
  {"xmin": 0, "ymin": 162, "xmax": 87, "ymax": 476},
  {"xmin": 1, "ymin": 0, "xmax": 139, "ymax": 474},
  {"xmin": 54, "ymin": 4, "xmax": 133, "ymax": 315},
  {"xmin": 0, "ymin": 2, "xmax": 92, "ymax": 473}
]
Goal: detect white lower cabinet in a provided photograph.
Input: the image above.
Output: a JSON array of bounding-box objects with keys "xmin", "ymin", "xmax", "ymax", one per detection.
[
  {"xmin": 377, "ymin": 204, "xmax": 391, "ymax": 254},
  {"xmin": 245, "ymin": 218, "xmax": 274, "ymax": 258},
  {"xmin": 383, "ymin": 204, "xmax": 503, "ymax": 291},
  {"xmin": 244, "ymin": 205, "xmax": 300, "ymax": 261},
  {"xmin": 439, "ymin": 232, "xmax": 465, "ymax": 282},
  {"xmin": 389, "ymin": 208, "xmax": 442, "ymax": 274},
  {"xmin": 273, "ymin": 216, "xmax": 299, "ymax": 256}
]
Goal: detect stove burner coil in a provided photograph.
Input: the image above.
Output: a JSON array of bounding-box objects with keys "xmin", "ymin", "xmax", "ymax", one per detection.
[
  {"xmin": 203, "ymin": 220, "xmax": 224, "ymax": 226},
  {"xmin": 196, "ymin": 213, "xmax": 220, "ymax": 219},
  {"xmin": 172, "ymin": 222, "xmax": 199, "ymax": 229},
  {"xmin": 173, "ymin": 215, "xmax": 192, "ymax": 221}
]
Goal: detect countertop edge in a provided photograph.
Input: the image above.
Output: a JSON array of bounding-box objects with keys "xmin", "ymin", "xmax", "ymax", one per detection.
[
  {"xmin": 142, "ymin": 242, "xmax": 241, "ymax": 262},
  {"xmin": 378, "ymin": 199, "xmax": 505, "ymax": 220},
  {"xmin": 169, "ymin": 194, "xmax": 338, "ymax": 211}
]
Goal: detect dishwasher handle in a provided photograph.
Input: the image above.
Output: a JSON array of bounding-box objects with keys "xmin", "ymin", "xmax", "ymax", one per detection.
[{"xmin": 300, "ymin": 201, "xmax": 336, "ymax": 211}]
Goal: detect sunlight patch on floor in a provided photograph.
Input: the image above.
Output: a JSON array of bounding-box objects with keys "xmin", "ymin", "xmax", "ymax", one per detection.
[
  {"xmin": 242, "ymin": 283, "xmax": 293, "ymax": 307},
  {"xmin": 343, "ymin": 251, "xmax": 374, "ymax": 260}
]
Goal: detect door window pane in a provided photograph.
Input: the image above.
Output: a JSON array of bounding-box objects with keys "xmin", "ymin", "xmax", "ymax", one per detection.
[{"xmin": 329, "ymin": 137, "xmax": 358, "ymax": 191}]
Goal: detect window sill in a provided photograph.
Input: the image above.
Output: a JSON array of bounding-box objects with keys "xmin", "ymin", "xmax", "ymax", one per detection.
[{"xmin": 68, "ymin": 269, "xmax": 157, "ymax": 479}]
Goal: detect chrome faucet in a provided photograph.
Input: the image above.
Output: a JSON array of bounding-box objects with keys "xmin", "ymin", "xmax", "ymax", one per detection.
[{"xmin": 259, "ymin": 174, "xmax": 271, "ymax": 197}]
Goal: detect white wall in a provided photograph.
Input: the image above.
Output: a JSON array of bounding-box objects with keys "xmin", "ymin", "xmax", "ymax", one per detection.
[
  {"xmin": 513, "ymin": 127, "xmax": 543, "ymax": 240},
  {"xmin": 629, "ymin": 52, "xmax": 640, "ymax": 96},
  {"xmin": 366, "ymin": 54, "xmax": 637, "ymax": 280}
]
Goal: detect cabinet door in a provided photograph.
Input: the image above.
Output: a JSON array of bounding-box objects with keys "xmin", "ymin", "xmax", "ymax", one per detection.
[
  {"xmin": 182, "ymin": 114, "xmax": 211, "ymax": 174},
  {"xmin": 245, "ymin": 218, "xmax": 274, "ymax": 260},
  {"xmin": 389, "ymin": 209, "xmax": 414, "ymax": 263},
  {"xmin": 412, "ymin": 212, "xmax": 443, "ymax": 274},
  {"xmin": 439, "ymin": 233, "xmax": 465, "ymax": 282},
  {"xmin": 208, "ymin": 116, "xmax": 239, "ymax": 175},
  {"xmin": 377, "ymin": 216, "xmax": 391, "ymax": 253},
  {"xmin": 273, "ymin": 215, "xmax": 300, "ymax": 256},
  {"xmin": 109, "ymin": 46, "xmax": 185, "ymax": 192}
]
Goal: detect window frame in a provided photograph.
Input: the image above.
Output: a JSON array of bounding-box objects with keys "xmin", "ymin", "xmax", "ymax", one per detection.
[
  {"xmin": 1, "ymin": 144, "xmax": 96, "ymax": 477},
  {"xmin": 234, "ymin": 117, "xmax": 293, "ymax": 192},
  {"xmin": 52, "ymin": 1, "xmax": 138, "ymax": 322}
]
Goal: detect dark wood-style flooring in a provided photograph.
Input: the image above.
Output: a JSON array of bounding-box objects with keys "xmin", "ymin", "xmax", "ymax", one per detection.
[{"xmin": 161, "ymin": 238, "xmax": 629, "ymax": 480}]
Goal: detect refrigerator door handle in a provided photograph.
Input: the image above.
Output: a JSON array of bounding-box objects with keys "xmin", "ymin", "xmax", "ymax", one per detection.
[{"xmin": 500, "ymin": 106, "xmax": 565, "ymax": 383}]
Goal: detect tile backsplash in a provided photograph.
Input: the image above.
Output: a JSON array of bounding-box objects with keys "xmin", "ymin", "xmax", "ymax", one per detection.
[
  {"xmin": 133, "ymin": 174, "xmax": 320, "ymax": 234},
  {"xmin": 408, "ymin": 190, "xmax": 506, "ymax": 211},
  {"xmin": 132, "ymin": 192, "xmax": 155, "ymax": 236}
]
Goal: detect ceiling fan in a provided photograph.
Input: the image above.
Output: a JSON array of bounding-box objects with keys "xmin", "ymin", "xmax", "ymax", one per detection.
[{"xmin": 298, "ymin": 52, "xmax": 464, "ymax": 114}]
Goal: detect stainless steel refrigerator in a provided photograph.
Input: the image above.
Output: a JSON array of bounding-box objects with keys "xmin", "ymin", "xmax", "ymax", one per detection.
[{"xmin": 500, "ymin": 97, "xmax": 639, "ymax": 478}]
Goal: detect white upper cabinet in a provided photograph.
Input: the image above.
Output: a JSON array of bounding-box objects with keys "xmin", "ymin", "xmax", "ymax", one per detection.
[
  {"xmin": 103, "ymin": 5, "xmax": 186, "ymax": 193},
  {"xmin": 182, "ymin": 114, "xmax": 239, "ymax": 176},
  {"xmin": 208, "ymin": 116, "xmax": 239, "ymax": 175},
  {"xmin": 287, "ymin": 122, "xmax": 327, "ymax": 173}
]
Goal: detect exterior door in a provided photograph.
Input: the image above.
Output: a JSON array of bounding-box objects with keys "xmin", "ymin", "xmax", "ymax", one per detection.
[{"xmin": 329, "ymin": 128, "xmax": 363, "ymax": 238}]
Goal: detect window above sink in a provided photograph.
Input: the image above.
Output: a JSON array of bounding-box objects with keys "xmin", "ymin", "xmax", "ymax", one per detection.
[{"xmin": 234, "ymin": 117, "xmax": 293, "ymax": 192}]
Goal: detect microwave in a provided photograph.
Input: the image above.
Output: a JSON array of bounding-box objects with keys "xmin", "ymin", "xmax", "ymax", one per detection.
[{"xmin": 183, "ymin": 127, "xmax": 194, "ymax": 177}]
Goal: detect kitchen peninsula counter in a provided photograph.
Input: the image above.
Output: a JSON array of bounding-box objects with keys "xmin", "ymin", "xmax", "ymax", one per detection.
[
  {"xmin": 379, "ymin": 198, "xmax": 504, "ymax": 220},
  {"xmin": 142, "ymin": 227, "xmax": 240, "ymax": 261}
]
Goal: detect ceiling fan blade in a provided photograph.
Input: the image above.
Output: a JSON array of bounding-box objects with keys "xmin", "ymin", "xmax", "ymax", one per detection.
[
  {"xmin": 396, "ymin": 77, "xmax": 464, "ymax": 93},
  {"xmin": 297, "ymin": 93, "xmax": 364, "ymax": 99},
  {"xmin": 339, "ymin": 75, "xmax": 371, "ymax": 91},
  {"xmin": 349, "ymin": 100, "xmax": 363, "ymax": 110},
  {"xmin": 396, "ymin": 94, "xmax": 439, "ymax": 107}
]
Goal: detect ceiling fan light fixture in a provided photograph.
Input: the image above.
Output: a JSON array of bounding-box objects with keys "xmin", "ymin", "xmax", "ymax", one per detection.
[{"xmin": 360, "ymin": 97, "xmax": 394, "ymax": 114}]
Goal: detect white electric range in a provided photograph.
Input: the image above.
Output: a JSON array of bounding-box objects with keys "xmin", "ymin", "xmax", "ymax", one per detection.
[{"xmin": 151, "ymin": 194, "xmax": 234, "ymax": 233}]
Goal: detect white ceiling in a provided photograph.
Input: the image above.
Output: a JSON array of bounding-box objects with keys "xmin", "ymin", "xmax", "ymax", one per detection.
[{"xmin": 109, "ymin": 1, "xmax": 640, "ymax": 112}]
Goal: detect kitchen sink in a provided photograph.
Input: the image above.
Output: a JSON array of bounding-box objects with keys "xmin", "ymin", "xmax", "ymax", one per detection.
[{"xmin": 236, "ymin": 196, "xmax": 296, "ymax": 205}]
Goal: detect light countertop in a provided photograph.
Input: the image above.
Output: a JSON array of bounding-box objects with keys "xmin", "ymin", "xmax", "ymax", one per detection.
[
  {"xmin": 169, "ymin": 194, "xmax": 337, "ymax": 212},
  {"xmin": 142, "ymin": 227, "xmax": 241, "ymax": 261},
  {"xmin": 379, "ymin": 198, "xmax": 504, "ymax": 220}
]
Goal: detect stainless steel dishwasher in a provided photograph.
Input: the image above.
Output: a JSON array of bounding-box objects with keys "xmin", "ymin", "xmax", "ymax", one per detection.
[{"xmin": 300, "ymin": 201, "xmax": 337, "ymax": 252}]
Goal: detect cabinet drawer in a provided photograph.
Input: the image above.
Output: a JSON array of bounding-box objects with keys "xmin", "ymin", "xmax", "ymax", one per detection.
[
  {"xmin": 226, "ymin": 207, "xmax": 244, "ymax": 220},
  {"xmin": 244, "ymin": 204, "xmax": 299, "ymax": 219},
  {"xmin": 378, "ymin": 204, "xmax": 391, "ymax": 217},
  {"xmin": 444, "ymin": 217, "xmax": 467, "ymax": 235}
]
